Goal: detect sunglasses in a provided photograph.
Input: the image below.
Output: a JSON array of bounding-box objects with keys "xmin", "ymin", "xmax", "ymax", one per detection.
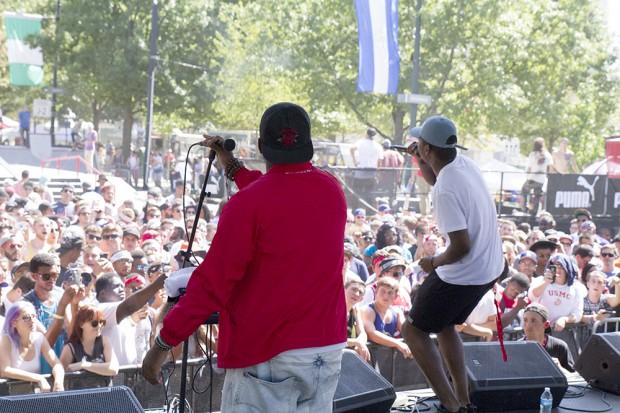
[
  {"xmin": 389, "ymin": 270, "xmax": 404, "ymax": 278},
  {"xmin": 88, "ymin": 234, "xmax": 102, "ymax": 241},
  {"xmin": 8, "ymin": 243, "xmax": 23, "ymax": 249},
  {"xmin": 21, "ymin": 314, "xmax": 36, "ymax": 322},
  {"xmin": 102, "ymin": 234, "xmax": 120, "ymax": 240},
  {"xmin": 40, "ymin": 272, "xmax": 59, "ymax": 281},
  {"xmin": 89, "ymin": 319, "xmax": 106, "ymax": 328},
  {"xmin": 602, "ymin": 253, "xmax": 616, "ymax": 258}
]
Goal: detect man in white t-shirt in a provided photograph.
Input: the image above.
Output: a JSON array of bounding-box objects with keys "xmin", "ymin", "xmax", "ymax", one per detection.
[
  {"xmin": 95, "ymin": 272, "xmax": 165, "ymax": 365},
  {"xmin": 350, "ymin": 129, "xmax": 384, "ymax": 206},
  {"xmin": 400, "ymin": 116, "xmax": 506, "ymax": 413}
]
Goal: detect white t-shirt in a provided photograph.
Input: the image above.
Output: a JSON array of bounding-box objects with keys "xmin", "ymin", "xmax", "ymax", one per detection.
[
  {"xmin": 528, "ymin": 277, "xmax": 584, "ymax": 323},
  {"xmin": 355, "ymin": 139, "xmax": 383, "ymax": 168},
  {"xmin": 465, "ymin": 289, "xmax": 496, "ymax": 325},
  {"xmin": 97, "ymin": 302, "xmax": 138, "ymax": 366},
  {"xmin": 432, "ymin": 155, "xmax": 504, "ymax": 285},
  {"xmin": 526, "ymin": 151, "xmax": 552, "ymax": 184}
]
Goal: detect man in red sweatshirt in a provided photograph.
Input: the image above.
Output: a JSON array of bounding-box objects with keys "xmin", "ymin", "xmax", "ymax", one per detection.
[{"xmin": 142, "ymin": 102, "xmax": 347, "ymax": 412}]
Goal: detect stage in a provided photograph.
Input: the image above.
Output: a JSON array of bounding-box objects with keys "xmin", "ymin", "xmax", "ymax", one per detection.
[{"xmin": 390, "ymin": 372, "xmax": 620, "ymax": 413}]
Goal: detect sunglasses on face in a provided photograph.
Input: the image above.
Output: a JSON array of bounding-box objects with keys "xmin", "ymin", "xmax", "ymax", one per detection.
[
  {"xmin": 102, "ymin": 234, "xmax": 120, "ymax": 240},
  {"xmin": 389, "ymin": 270, "xmax": 404, "ymax": 278},
  {"xmin": 21, "ymin": 314, "xmax": 36, "ymax": 322},
  {"xmin": 602, "ymin": 253, "xmax": 616, "ymax": 258},
  {"xmin": 40, "ymin": 272, "xmax": 59, "ymax": 281},
  {"xmin": 88, "ymin": 234, "xmax": 102, "ymax": 241},
  {"xmin": 8, "ymin": 243, "xmax": 23, "ymax": 249},
  {"xmin": 89, "ymin": 319, "xmax": 106, "ymax": 328}
]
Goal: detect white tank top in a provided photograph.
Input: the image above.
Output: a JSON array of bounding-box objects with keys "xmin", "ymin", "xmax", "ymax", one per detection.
[{"xmin": 10, "ymin": 332, "xmax": 44, "ymax": 373}]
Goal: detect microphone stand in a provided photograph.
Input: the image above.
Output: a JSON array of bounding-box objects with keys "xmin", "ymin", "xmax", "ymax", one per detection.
[{"xmin": 177, "ymin": 148, "xmax": 219, "ymax": 413}]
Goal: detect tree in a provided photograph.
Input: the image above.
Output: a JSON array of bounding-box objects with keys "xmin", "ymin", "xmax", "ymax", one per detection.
[{"xmin": 35, "ymin": 0, "xmax": 223, "ymax": 160}]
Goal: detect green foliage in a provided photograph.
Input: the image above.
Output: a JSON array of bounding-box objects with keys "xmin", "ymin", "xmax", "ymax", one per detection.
[{"xmin": 1, "ymin": 0, "xmax": 618, "ymax": 167}]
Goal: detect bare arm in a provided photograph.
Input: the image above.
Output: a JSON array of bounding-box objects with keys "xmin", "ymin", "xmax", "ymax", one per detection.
[
  {"xmin": 40, "ymin": 337, "xmax": 64, "ymax": 391},
  {"xmin": 433, "ymin": 229, "xmax": 471, "ymax": 268},
  {"xmin": 0, "ymin": 336, "xmax": 48, "ymax": 386},
  {"xmin": 607, "ymin": 277, "xmax": 620, "ymax": 308},
  {"xmin": 116, "ymin": 274, "xmax": 166, "ymax": 323}
]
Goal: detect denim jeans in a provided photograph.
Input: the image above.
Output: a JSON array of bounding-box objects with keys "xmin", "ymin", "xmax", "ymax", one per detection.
[{"xmin": 220, "ymin": 348, "xmax": 343, "ymax": 413}]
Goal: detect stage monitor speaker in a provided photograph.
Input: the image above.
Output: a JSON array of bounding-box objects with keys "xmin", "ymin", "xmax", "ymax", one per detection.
[
  {"xmin": 576, "ymin": 332, "xmax": 620, "ymax": 395},
  {"xmin": 464, "ymin": 341, "xmax": 567, "ymax": 412},
  {"xmin": 0, "ymin": 385, "xmax": 144, "ymax": 413},
  {"xmin": 333, "ymin": 350, "xmax": 396, "ymax": 413}
]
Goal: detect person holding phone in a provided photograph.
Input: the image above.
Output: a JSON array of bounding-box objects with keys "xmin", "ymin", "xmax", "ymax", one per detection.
[
  {"xmin": 581, "ymin": 272, "xmax": 620, "ymax": 324},
  {"xmin": 528, "ymin": 254, "xmax": 583, "ymax": 332}
]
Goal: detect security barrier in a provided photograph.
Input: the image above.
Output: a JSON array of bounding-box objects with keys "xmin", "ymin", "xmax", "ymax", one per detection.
[{"xmin": 0, "ymin": 358, "xmax": 225, "ymax": 413}]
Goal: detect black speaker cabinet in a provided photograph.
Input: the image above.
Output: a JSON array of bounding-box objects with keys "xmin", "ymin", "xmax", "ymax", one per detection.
[
  {"xmin": 0, "ymin": 385, "xmax": 144, "ymax": 413},
  {"xmin": 576, "ymin": 332, "xmax": 620, "ymax": 395},
  {"xmin": 333, "ymin": 350, "xmax": 396, "ymax": 413},
  {"xmin": 464, "ymin": 341, "xmax": 567, "ymax": 412}
]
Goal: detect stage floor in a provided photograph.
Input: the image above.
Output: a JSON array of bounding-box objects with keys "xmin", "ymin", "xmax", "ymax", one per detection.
[{"xmin": 391, "ymin": 372, "xmax": 620, "ymax": 413}]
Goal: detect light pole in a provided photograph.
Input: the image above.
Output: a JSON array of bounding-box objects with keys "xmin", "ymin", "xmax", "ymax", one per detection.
[
  {"xmin": 143, "ymin": 0, "xmax": 159, "ymax": 189},
  {"xmin": 50, "ymin": 0, "xmax": 60, "ymax": 146},
  {"xmin": 410, "ymin": 0, "xmax": 423, "ymax": 127}
]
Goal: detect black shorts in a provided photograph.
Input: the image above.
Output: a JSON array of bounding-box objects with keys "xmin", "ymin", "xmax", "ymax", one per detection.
[{"xmin": 407, "ymin": 262, "xmax": 508, "ymax": 333}]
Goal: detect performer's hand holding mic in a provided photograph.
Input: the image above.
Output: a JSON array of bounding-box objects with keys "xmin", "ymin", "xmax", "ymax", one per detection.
[
  {"xmin": 390, "ymin": 142, "xmax": 421, "ymax": 159},
  {"xmin": 202, "ymin": 134, "xmax": 236, "ymax": 169}
]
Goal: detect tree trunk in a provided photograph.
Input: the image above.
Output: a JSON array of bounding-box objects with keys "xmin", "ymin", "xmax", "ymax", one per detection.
[
  {"xmin": 122, "ymin": 108, "xmax": 133, "ymax": 162},
  {"xmin": 91, "ymin": 99, "xmax": 101, "ymax": 131},
  {"xmin": 392, "ymin": 107, "xmax": 406, "ymax": 145}
]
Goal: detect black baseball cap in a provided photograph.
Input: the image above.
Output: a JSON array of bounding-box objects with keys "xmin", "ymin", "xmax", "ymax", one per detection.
[{"xmin": 259, "ymin": 102, "xmax": 313, "ymax": 164}]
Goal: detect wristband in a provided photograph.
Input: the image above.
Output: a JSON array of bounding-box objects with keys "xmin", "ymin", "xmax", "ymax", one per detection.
[
  {"xmin": 224, "ymin": 158, "xmax": 243, "ymax": 180},
  {"xmin": 154, "ymin": 334, "xmax": 173, "ymax": 351},
  {"xmin": 52, "ymin": 314, "xmax": 64, "ymax": 320}
]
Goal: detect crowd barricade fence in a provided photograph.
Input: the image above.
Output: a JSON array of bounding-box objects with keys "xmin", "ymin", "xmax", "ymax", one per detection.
[{"xmin": 0, "ymin": 357, "xmax": 225, "ymax": 413}]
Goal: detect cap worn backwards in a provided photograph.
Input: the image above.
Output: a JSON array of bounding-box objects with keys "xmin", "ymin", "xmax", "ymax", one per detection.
[
  {"xmin": 259, "ymin": 102, "xmax": 313, "ymax": 165},
  {"xmin": 420, "ymin": 115, "xmax": 467, "ymax": 150}
]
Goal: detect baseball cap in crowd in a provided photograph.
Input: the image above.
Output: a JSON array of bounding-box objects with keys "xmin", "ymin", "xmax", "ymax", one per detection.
[
  {"xmin": 574, "ymin": 208, "xmax": 592, "ymax": 220},
  {"xmin": 353, "ymin": 208, "xmax": 366, "ymax": 218},
  {"xmin": 123, "ymin": 226, "xmax": 141, "ymax": 239},
  {"xmin": 524, "ymin": 303, "xmax": 549, "ymax": 322},
  {"xmin": 516, "ymin": 250, "xmax": 537, "ymax": 265},
  {"xmin": 529, "ymin": 239, "xmax": 557, "ymax": 252},
  {"xmin": 259, "ymin": 102, "xmax": 313, "ymax": 164},
  {"xmin": 124, "ymin": 274, "xmax": 146, "ymax": 288},
  {"xmin": 419, "ymin": 115, "xmax": 467, "ymax": 150},
  {"xmin": 378, "ymin": 204, "xmax": 391, "ymax": 213},
  {"xmin": 379, "ymin": 257, "xmax": 406, "ymax": 276},
  {"xmin": 141, "ymin": 230, "xmax": 159, "ymax": 243},
  {"xmin": 110, "ymin": 250, "xmax": 133, "ymax": 264},
  {"xmin": 98, "ymin": 174, "xmax": 108, "ymax": 183},
  {"xmin": 367, "ymin": 128, "xmax": 377, "ymax": 138}
]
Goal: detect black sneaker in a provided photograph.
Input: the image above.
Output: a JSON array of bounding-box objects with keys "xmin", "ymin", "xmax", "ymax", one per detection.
[{"xmin": 466, "ymin": 403, "xmax": 478, "ymax": 413}]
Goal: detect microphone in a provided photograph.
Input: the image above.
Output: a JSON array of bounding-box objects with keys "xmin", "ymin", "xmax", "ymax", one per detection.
[
  {"xmin": 202, "ymin": 137, "xmax": 236, "ymax": 160},
  {"xmin": 389, "ymin": 145, "xmax": 409, "ymax": 153},
  {"xmin": 201, "ymin": 138, "xmax": 236, "ymax": 151}
]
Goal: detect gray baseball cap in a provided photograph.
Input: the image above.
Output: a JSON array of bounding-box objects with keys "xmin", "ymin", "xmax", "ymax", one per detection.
[
  {"xmin": 420, "ymin": 115, "xmax": 467, "ymax": 150},
  {"xmin": 409, "ymin": 126, "xmax": 422, "ymax": 138}
]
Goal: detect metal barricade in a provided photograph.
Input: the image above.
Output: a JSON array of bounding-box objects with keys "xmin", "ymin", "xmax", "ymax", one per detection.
[{"xmin": 592, "ymin": 317, "xmax": 620, "ymax": 333}]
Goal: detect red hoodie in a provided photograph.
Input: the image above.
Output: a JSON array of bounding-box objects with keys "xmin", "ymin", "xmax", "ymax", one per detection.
[{"xmin": 160, "ymin": 162, "xmax": 347, "ymax": 368}]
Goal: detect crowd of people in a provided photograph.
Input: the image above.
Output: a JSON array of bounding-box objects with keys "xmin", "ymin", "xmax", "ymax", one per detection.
[
  {"xmin": 343, "ymin": 206, "xmax": 620, "ymax": 374},
  {"xmin": 0, "ymin": 156, "xmax": 617, "ymax": 397},
  {"xmin": 0, "ymin": 169, "xmax": 218, "ymax": 392}
]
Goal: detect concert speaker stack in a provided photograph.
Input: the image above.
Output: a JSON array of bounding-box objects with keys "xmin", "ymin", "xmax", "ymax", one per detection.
[
  {"xmin": 333, "ymin": 350, "xmax": 396, "ymax": 413},
  {"xmin": 0, "ymin": 386, "xmax": 144, "ymax": 413},
  {"xmin": 576, "ymin": 332, "xmax": 620, "ymax": 395},
  {"xmin": 463, "ymin": 341, "xmax": 567, "ymax": 412}
]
